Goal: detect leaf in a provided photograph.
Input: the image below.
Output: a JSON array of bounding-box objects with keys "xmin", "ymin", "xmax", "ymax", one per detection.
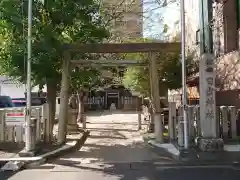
[
  {"xmin": 122, "ymin": 37, "xmax": 195, "ymax": 96},
  {"xmin": 0, "ymin": 0, "xmax": 109, "ymax": 91}
]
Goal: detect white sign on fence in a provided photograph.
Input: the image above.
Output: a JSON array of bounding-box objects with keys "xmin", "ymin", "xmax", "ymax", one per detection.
[{"xmin": 5, "ymin": 112, "xmax": 25, "ymax": 126}]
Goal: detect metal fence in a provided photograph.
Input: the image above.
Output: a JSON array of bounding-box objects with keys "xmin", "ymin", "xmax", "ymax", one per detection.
[{"xmin": 0, "ymin": 104, "xmax": 51, "ymax": 145}]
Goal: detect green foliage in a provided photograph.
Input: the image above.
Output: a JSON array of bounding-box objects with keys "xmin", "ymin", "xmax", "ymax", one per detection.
[
  {"xmin": 123, "ymin": 66, "xmax": 149, "ymax": 96},
  {"xmin": 122, "ymin": 39, "xmax": 196, "ymax": 96},
  {"xmin": 0, "ymin": 0, "xmax": 109, "ymax": 89},
  {"xmin": 70, "ymin": 67, "xmax": 101, "ymax": 92}
]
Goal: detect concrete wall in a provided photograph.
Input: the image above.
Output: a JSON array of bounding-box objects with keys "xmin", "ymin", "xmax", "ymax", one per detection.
[{"xmin": 184, "ymin": 0, "xmax": 200, "ymax": 57}]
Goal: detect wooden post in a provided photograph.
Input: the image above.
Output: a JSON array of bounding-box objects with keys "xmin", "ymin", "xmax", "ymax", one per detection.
[
  {"xmin": 58, "ymin": 51, "xmax": 70, "ymax": 144},
  {"xmin": 149, "ymin": 52, "xmax": 163, "ymax": 143}
]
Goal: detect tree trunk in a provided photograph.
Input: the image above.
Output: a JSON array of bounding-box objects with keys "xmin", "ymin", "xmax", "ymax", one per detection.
[{"xmin": 46, "ymin": 81, "xmax": 57, "ymax": 141}]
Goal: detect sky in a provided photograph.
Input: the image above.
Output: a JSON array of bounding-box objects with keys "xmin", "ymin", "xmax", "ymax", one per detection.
[{"xmin": 143, "ymin": 0, "xmax": 180, "ymax": 38}]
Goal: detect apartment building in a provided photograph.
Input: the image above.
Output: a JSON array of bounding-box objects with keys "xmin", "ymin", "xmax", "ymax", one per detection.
[
  {"xmin": 182, "ymin": 0, "xmax": 240, "ymax": 107},
  {"xmin": 102, "ymin": 0, "xmax": 143, "ymax": 42}
]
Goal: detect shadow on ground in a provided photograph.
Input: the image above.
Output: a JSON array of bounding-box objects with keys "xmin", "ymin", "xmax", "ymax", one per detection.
[
  {"xmin": 43, "ymin": 142, "xmax": 174, "ymax": 180},
  {"xmin": 0, "ymin": 143, "xmax": 24, "ymax": 153},
  {"xmin": 36, "ymin": 123, "xmax": 175, "ymax": 180},
  {"xmin": 0, "ymin": 162, "xmax": 18, "ymax": 180},
  {"xmin": 0, "ymin": 170, "xmax": 18, "ymax": 180}
]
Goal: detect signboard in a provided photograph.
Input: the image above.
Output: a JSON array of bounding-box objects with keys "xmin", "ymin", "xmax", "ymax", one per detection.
[{"xmin": 5, "ymin": 112, "xmax": 25, "ymax": 126}]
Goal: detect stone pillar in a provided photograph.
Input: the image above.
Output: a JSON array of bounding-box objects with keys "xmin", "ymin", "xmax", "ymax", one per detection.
[
  {"xmin": 168, "ymin": 102, "xmax": 176, "ymax": 140},
  {"xmin": 199, "ymin": 53, "xmax": 216, "ymax": 137},
  {"xmin": 221, "ymin": 106, "xmax": 228, "ymax": 140},
  {"xmin": 195, "ymin": 106, "xmax": 201, "ymax": 136},
  {"xmin": 149, "ymin": 52, "xmax": 163, "ymax": 143},
  {"xmin": 67, "ymin": 94, "xmax": 79, "ymax": 133},
  {"xmin": 216, "ymin": 106, "xmax": 220, "ymax": 137},
  {"xmin": 187, "ymin": 106, "xmax": 195, "ymax": 139},
  {"xmin": 43, "ymin": 102, "xmax": 50, "ymax": 142},
  {"xmin": 199, "ymin": 53, "xmax": 223, "ymax": 151},
  {"xmin": 67, "ymin": 108, "xmax": 79, "ymax": 133},
  {"xmin": 178, "ymin": 106, "xmax": 184, "ymax": 146},
  {"xmin": 229, "ymin": 106, "xmax": 237, "ymax": 139}
]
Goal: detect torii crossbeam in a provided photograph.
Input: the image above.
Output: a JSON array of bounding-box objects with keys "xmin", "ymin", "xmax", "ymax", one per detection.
[{"xmin": 58, "ymin": 42, "xmax": 180, "ymax": 145}]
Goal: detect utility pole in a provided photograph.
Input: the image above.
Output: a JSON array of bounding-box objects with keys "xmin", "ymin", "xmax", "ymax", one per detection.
[
  {"xmin": 180, "ymin": 0, "xmax": 188, "ymax": 149},
  {"xmin": 25, "ymin": 0, "xmax": 33, "ymax": 152}
]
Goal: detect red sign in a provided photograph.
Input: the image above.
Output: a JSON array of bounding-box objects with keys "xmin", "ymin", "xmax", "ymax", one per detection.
[
  {"xmin": 6, "ymin": 113, "xmax": 24, "ymax": 117},
  {"xmin": 5, "ymin": 112, "xmax": 25, "ymax": 126}
]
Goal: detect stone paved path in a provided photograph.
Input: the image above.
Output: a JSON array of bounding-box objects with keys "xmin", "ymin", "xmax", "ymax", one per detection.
[{"xmin": 2, "ymin": 111, "xmax": 240, "ymax": 180}]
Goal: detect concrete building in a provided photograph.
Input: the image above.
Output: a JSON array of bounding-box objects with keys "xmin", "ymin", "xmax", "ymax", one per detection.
[
  {"xmin": 102, "ymin": 0, "xmax": 143, "ymax": 41},
  {"xmin": 180, "ymin": 0, "xmax": 240, "ymax": 108},
  {"xmin": 168, "ymin": 0, "xmax": 240, "ymax": 108},
  {"xmin": 0, "ymin": 76, "xmax": 47, "ymax": 98},
  {"xmin": 184, "ymin": 0, "xmax": 200, "ymax": 56}
]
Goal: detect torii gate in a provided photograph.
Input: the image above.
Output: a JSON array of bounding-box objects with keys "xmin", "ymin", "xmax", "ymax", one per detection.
[{"xmin": 57, "ymin": 42, "xmax": 180, "ymax": 144}]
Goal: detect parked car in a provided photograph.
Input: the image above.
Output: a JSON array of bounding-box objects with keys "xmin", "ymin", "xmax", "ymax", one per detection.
[
  {"xmin": 0, "ymin": 96, "xmax": 15, "ymax": 108},
  {"xmin": 11, "ymin": 97, "xmax": 47, "ymax": 107},
  {"xmin": 11, "ymin": 98, "xmax": 26, "ymax": 107}
]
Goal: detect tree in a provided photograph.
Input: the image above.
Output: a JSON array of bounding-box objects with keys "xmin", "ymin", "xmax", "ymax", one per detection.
[
  {"xmin": 122, "ymin": 38, "xmax": 196, "ymax": 97},
  {"xmin": 0, "ymin": 0, "xmax": 109, "ymax": 138}
]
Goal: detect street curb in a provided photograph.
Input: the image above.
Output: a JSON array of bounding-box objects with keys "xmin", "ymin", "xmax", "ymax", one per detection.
[
  {"xmin": 146, "ymin": 139, "xmax": 240, "ymax": 166},
  {"xmin": 25, "ymin": 130, "xmax": 90, "ymax": 168},
  {"xmin": 147, "ymin": 140, "xmax": 180, "ymax": 161},
  {"xmin": 0, "ymin": 130, "xmax": 90, "ymax": 171}
]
